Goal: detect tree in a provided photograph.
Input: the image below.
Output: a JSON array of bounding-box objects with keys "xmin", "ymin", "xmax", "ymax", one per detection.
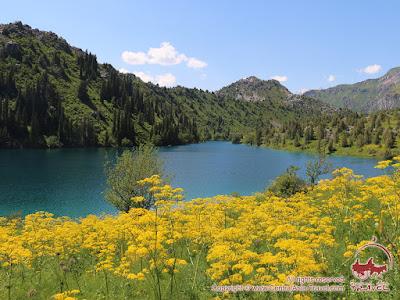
[
  {"xmin": 383, "ymin": 129, "xmax": 395, "ymax": 148},
  {"xmin": 340, "ymin": 133, "xmax": 349, "ymax": 147},
  {"xmin": 231, "ymin": 134, "xmax": 242, "ymax": 144},
  {"xmin": 77, "ymin": 80, "xmax": 90, "ymax": 103},
  {"xmin": 294, "ymin": 134, "xmax": 301, "ymax": 147},
  {"xmin": 255, "ymin": 129, "xmax": 262, "ymax": 146},
  {"xmin": 356, "ymin": 134, "xmax": 365, "ymax": 149},
  {"xmin": 103, "ymin": 145, "xmax": 172, "ymax": 212},
  {"xmin": 304, "ymin": 127, "xmax": 312, "ymax": 144},
  {"xmin": 267, "ymin": 165, "xmax": 307, "ymax": 197},
  {"xmin": 327, "ymin": 138, "xmax": 335, "ymax": 153},
  {"xmin": 244, "ymin": 132, "xmax": 256, "ymax": 145},
  {"xmin": 372, "ymin": 131, "xmax": 380, "ymax": 145},
  {"xmin": 305, "ymin": 155, "xmax": 333, "ymax": 186},
  {"xmin": 316, "ymin": 125, "xmax": 325, "ymax": 140}
]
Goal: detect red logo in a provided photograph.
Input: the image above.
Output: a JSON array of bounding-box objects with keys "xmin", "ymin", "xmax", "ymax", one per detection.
[
  {"xmin": 352, "ymin": 257, "xmax": 387, "ymax": 280},
  {"xmin": 350, "ymin": 237, "xmax": 392, "ymax": 292},
  {"xmin": 351, "ymin": 236, "xmax": 392, "ymax": 281}
]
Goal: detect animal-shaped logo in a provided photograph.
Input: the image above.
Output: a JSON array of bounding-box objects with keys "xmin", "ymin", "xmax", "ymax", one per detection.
[
  {"xmin": 351, "ymin": 257, "xmax": 387, "ymax": 280},
  {"xmin": 351, "ymin": 237, "xmax": 392, "ymax": 282}
]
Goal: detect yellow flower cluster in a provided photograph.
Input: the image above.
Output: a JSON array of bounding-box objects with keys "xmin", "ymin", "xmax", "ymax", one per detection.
[
  {"xmin": 53, "ymin": 290, "xmax": 83, "ymax": 300},
  {"xmin": 1, "ymin": 161, "xmax": 400, "ymax": 298}
]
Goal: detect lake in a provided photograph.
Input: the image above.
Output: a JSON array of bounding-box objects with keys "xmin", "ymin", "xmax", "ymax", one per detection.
[{"xmin": 0, "ymin": 141, "xmax": 382, "ymax": 218}]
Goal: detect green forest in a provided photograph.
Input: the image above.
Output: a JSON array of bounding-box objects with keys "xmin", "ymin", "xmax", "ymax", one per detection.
[{"xmin": 242, "ymin": 109, "xmax": 400, "ymax": 159}]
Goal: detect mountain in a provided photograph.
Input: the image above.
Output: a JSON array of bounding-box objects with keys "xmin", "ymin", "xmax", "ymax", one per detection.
[
  {"xmin": 304, "ymin": 67, "xmax": 400, "ymax": 113},
  {"xmin": 0, "ymin": 21, "xmax": 337, "ymax": 149},
  {"xmin": 216, "ymin": 76, "xmax": 291, "ymax": 101},
  {"xmin": 216, "ymin": 76, "xmax": 335, "ymax": 115}
]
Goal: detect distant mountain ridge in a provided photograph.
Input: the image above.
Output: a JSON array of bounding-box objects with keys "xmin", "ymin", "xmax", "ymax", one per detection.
[
  {"xmin": 305, "ymin": 67, "xmax": 400, "ymax": 113},
  {"xmin": 0, "ymin": 21, "xmax": 338, "ymax": 148}
]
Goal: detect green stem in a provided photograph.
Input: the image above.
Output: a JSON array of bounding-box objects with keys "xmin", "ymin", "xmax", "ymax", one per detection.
[
  {"xmin": 191, "ymin": 247, "xmax": 203, "ymax": 290},
  {"xmin": 170, "ymin": 271, "xmax": 174, "ymax": 296},
  {"xmin": 103, "ymin": 270, "xmax": 109, "ymax": 294},
  {"xmin": 73, "ymin": 272, "xmax": 81, "ymax": 291},
  {"xmin": 63, "ymin": 273, "xmax": 69, "ymax": 291},
  {"xmin": 7, "ymin": 263, "xmax": 12, "ymax": 300},
  {"xmin": 154, "ymin": 208, "xmax": 162, "ymax": 300}
]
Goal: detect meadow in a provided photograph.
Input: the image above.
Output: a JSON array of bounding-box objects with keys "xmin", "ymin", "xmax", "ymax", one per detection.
[{"xmin": 1, "ymin": 161, "xmax": 400, "ymax": 299}]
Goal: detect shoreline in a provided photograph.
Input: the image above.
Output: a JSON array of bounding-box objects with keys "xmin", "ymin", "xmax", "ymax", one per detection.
[
  {"xmin": 244, "ymin": 140, "xmax": 391, "ymax": 160},
  {"xmin": 0, "ymin": 138, "xmax": 387, "ymax": 160}
]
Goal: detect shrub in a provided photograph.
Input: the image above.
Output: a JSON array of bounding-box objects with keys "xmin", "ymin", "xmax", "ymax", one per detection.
[
  {"xmin": 267, "ymin": 165, "xmax": 307, "ymax": 197},
  {"xmin": 120, "ymin": 137, "xmax": 133, "ymax": 147},
  {"xmin": 44, "ymin": 135, "xmax": 63, "ymax": 148},
  {"xmin": 231, "ymin": 135, "xmax": 242, "ymax": 144},
  {"xmin": 383, "ymin": 148, "xmax": 393, "ymax": 159}
]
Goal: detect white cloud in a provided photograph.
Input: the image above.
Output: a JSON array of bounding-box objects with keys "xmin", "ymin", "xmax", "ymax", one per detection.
[
  {"xmin": 271, "ymin": 75, "xmax": 287, "ymax": 82},
  {"xmin": 119, "ymin": 68, "xmax": 130, "ymax": 74},
  {"xmin": 147, "ymin": 42, "xmax": 187, "ymax": 66},
  {"xmin": 296, "ymin": 88, "xmax": 309, "ymax": 95},
  {"xmin": 200, "ymin": 74, "xmax": 207, "ymax": 80},
  {"xmin": 133, "ymin": 71, "xmax": 154, "ymax": 83},
  {"xmin": 156, "ymin": 73, "xmax": 176, "ymax": 87},
  {"xmin": 363, "ymin": 64, "xmax": 382, "ymax": 74},
  {"xmin": 187, "ymin": 58, "xmax": 207, "ymax": 69},
  {"xmin": 130, "ymin": 71, "xmax": 176, "ymax": 86},
  {"xmin": 328, "ymin": 75, "xmax": 335, "ymax": 82},
  {"xmin": 121, "ymin": 42, "xmax": 207, "ymax": 69},
  {"xmin": 121, "ymin": 51, "xmax": 148, "ymax": 65}
]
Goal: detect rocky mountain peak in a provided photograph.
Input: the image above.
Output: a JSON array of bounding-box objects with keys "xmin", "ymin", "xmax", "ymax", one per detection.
[
  {"xmin": 239, "ymin": 76, "xmax": 261, "ymax": 83},
  {"xmin": 215, "ymin": 76, "xmax": 291, "ymax": 101},
  {"xmin": 0, "ymin": 21, "xmax": 73, "ymax": 55}
]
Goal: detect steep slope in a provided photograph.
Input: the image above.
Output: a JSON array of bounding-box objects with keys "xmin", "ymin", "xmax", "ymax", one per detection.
[
  {"xmin": 0, "ymin": 21, "xmax": 336, "ymax": 149},
  {"xmin": 305, "ymin": 67, "xmax": 400, "ymax": 113}
]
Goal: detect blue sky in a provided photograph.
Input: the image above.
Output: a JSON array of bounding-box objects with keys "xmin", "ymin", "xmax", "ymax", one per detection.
[{"xmin": 1, "ymin": 0, "xmax": 399, "ymax": 93}]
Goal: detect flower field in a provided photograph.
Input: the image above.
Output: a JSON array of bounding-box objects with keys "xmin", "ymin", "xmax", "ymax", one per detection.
[{"xmin": 1, "ymin": 162, "xmax": 400, "ymax": 299}]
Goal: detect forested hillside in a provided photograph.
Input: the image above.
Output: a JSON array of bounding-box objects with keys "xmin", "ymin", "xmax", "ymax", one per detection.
[{"xmin": 0, "ymin": 21, "xmax": 337, "ymax": 149}]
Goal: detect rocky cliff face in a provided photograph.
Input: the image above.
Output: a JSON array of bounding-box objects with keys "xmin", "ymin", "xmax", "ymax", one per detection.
[{"xmin": 305, "ymin": 67, "xmax": 400, "ymax": 113}]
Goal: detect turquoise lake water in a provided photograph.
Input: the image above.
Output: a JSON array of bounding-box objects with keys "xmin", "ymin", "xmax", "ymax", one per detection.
[{"xmin": 0, "ymin": 141, "xmax": 382, "ymax": 218}]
